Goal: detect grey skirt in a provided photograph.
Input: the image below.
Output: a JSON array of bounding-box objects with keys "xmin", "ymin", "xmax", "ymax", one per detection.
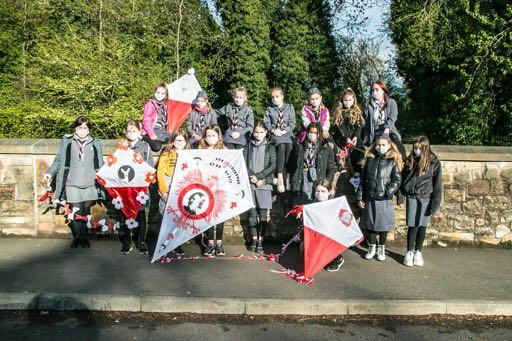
[
  {"xmin": 65, "ymin": 186, "xmax": 98, "ymax": 204},
  {"xmin": 406, "ymin": 196, "xmax": 431, "ymax": 227},
  {"xmin": 361, "ymin": 199, "xmax": 396, "ymax": 232},
  {"xmin": 252, "ymin": 188, "xmax": 272, "ymax": 210}
]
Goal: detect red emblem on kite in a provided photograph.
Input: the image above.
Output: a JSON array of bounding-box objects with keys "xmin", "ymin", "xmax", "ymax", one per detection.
[{"xmin": 338, "ymin": 208, "xmax": 353, "ymax": 228}]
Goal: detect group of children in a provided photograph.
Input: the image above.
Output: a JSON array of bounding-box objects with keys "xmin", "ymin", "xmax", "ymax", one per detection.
[{"xmin": 44, "ymin": 80, "xmax": 442, "ymax": 271}]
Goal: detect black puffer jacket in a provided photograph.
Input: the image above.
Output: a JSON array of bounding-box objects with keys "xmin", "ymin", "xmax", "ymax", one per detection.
[
  {"xmin": 400, "ymin": 155, "xmax": 442, "ymax": 214},
  {"xmin": 243, "ymin": 140, "xmax": 276, "ymax": 185},
  {"xmin": 357, "ymin": 151, "xmax": 401, "ymax": 201},
  {"xmin": 290, "ymin": 141, "xmax": 336, "ymax": 192}
]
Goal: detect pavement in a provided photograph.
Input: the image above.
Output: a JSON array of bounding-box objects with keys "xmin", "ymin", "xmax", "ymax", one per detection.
[{"xmin": 0, "ymin": 238, "xmax": 511, "ymax": 316}]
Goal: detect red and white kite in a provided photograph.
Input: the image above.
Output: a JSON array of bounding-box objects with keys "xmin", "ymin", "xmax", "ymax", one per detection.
[
  {"xmin": 166, "ymin": 68, "xmax": 202, "ymax": 132},
  {"xmin": 302, "ymin": 196, "xmax": 364, "ymax": 278},
  {"xmin": 151, "ymin": 149, "xmax": 254, "ymax": 262},
  {"xmin": 96, "ymin": 140, "xmax": 156, "ymax": 227}
]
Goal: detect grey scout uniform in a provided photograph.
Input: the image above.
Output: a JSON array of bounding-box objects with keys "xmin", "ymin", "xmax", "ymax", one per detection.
[
  {"xmin": 216, "ymin": 103, "xmax": 254, "ymax": 146},
  {"xmin": 263, "ymin": 104, "xmax": 296, "ymax": 145}
]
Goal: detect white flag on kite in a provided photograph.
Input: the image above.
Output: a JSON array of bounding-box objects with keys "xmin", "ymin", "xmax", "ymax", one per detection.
[
  {"xmin": 96, "ymin": 140, "xmax": 156, "ymax": 225},
  {"xmin": 151, "ymin": 149, "xmax": 254, "ymax": 262},
  {"xmin": 166, "ymin": 68, "xmax": 202, "ymax": 132},
  {"xmin": 302, "ymin": 196, "xmax": 364, "ymax": 278}
]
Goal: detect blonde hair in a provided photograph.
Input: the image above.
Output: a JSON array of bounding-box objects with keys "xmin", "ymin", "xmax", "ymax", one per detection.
[
  {"xmin": 233, "ymin": 87, "xmax": 248, "ymax": 102},
  {"xmin": 333, "ymin": 88, "xmax": 364, "ymax": 126},
  {"xmin": 363, "ymin": 138, "xmax": 404, "ymax": 171},
  {"xmin": 198, "ymin": 124, "xmax": 225, "ymax": 149}
]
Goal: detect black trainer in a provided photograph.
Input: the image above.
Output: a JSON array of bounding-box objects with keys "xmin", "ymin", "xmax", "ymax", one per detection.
[
  {"xmin": 137, "ymin": 243, "xmax": 148, "ymax": 255},
  {"xmin": 325, "ymin": 256, "xmax": 345, "ymax": 272},
  {"xmin": 121, "ymin": 244, "xmax": 132, "ymax": 254},
  {"xmin": 203, "ymin": 244, "xmax": 215, "ymax": 257},
  {"xmin": 215, "ymin": 243, "xmax": 225, "ymax": 256},
  {"xmin": 80, "ymin": 237, "xmax": 90, "ymax": 248},
  {"xmin": 249, "ymin": 240, "xmax": 257, "ymax": 252},
  {"xmin": 174, "ymin": 246, "xmax": 185, "ymax": 256},
  {"xmin": 70, "ymin": 238, "xmax": 80, "ymax": 248},
  {"xmin": 256, "ymin": 241, "xmax": 264, "ymax": 254}
]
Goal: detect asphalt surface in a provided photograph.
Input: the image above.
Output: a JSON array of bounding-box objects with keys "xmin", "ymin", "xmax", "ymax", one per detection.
[
  {"xmin": 1, "ymin": 311, "xmax": 511, "ymax": 341},
  {"xmin": 0, "ymin": 238, "xmax": 511, "ymax": 301}
]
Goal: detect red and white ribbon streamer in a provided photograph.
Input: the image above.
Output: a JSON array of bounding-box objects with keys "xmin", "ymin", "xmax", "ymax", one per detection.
[{"xmin": 270, "ymin": 268, "xmax": 313, "ymax": 286}]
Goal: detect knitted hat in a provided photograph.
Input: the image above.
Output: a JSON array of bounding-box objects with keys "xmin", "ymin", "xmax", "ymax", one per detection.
[{"xmin": 196, "ymin": 91, "xmax": 208, "ymax": 100}]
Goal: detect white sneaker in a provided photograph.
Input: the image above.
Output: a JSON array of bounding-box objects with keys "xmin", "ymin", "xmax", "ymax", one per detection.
[
  {"xmin": 403, "ymin": 250, "xmax": 414, "ymax": 267},
  {"xmin": 377, "ymin": 245, "xmax": 386, "ymax": 261},
  {"xmin": 413, "ymin": 251, "xmax": 424, "ymax": 266},
  {"xmin": 277, "ymin": 184, "xmax": 285, "ymax": 193},
  {"xmin": 365, "ymin": 244, "xmax": 376, "ymax": 260},
  {"xmin": 285, "ymin": 175, "xmax": 291, "ymax": 191}
]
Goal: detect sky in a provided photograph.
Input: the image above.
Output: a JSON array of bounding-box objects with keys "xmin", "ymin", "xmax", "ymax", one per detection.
[{"xmin": 335, "ymin": 0, "xmax": 395, "ymax": 59}]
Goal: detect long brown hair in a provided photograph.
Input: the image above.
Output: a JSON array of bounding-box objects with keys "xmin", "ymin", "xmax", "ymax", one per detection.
[
  {"xmin": 363, "ymin": 137, "xmax": 404, "ymax": 171},
  {"xmin": 163, "ymin": 129, "xmax": 189, "ymax": 153},
  {"xmin": 408, "ymin": 135, "xmax": 435, "ymax": 176},
  {"xmin": 198, "ymin": 124, "xmax": 225, "ymax": 149},
  {"xmin": 333, "ymin": 88, "xmax": 364, "ymax": 126},
  {"xmin": 371, "ymin": 81, "xmax": 389, "ymax": 101}
]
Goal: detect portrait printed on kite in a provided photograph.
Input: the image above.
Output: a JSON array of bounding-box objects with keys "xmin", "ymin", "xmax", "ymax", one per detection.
[{"xmin": 338, "ymin": 208, "xmax": 354, "ymax": 228}]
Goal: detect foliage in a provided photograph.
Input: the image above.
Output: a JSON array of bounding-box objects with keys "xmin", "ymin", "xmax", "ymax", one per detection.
[{"xmin": 389, "ymin": 0, "xmax": 512, "ymax": 145}]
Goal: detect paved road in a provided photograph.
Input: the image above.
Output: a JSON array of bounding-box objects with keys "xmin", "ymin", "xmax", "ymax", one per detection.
[
  {"xmin": 0, "ymin": 238, "xmax": 511, "ymax": 301},
  {"xmin": 1, "ymin": 311, "xmax": 511, "ymax": 340}
]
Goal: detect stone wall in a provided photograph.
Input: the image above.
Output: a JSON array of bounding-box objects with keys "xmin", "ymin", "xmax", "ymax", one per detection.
[{"xmin": 0, "ymin": 139, "xmax": 511, "ymax": 246}]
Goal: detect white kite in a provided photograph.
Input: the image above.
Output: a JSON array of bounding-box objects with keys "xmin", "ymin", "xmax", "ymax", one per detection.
[{"xmin": 151, "ymin": 149, "xmax": 254, "ymax": 262}]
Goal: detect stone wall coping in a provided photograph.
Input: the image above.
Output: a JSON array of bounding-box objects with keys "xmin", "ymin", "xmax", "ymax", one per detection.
[{"xmin": 0, "ymin": 138, "xmax": 510, "ymax": 162}]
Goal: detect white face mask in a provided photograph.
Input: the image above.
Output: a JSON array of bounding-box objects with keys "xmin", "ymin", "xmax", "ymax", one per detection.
[
  {"xmin": 343, "ymin": 100, "xmax": 354, "ymax": 109},
  {"xmin": 310, "ymin": 98, "xmax": 321, "ymax": 108},
  {"xmin": 205, "ymin": 136, "xmax": 219, "ymax": 146},
  {"xmin": 234, "ymin": 98, "xmax": 245, "ymax": 107},
  {"xmin": 76, "ymin": 129, "xmax": 89, "ymax": 139},
  {"xmin": 413, "ymin": 148, "xmax": 422, "ymax": 156},
  {"xmin": 376, "ymin": 145, "xmax": 390, "ymax": 155},
  {"xmin": 174, "ymin": 140, "xmax": 186, "ymax": 150},
  {"xmin": 126, "ymin": 132, "xmax": 141, "ymax": 142},
  {"xmin": 272, "ymin": 99, "xmax": 283, "ymax": 107},
  {"xmin": 196, "ymin": 101, "xmax": 207, "ymax": 109},
  {"xmin": 253, "ymin": 132, "xmax": 265, "ymax": 141},
  {"xmin": 315, "ymin": 191, "xmax": 329, "ymax": 202},
  {"xmin": 307, "ymin": 133, "xmax": 318, "ymax": 143},
  {"xmin": 155, "ymin": 93, "xmax": 166, "ymax": 102}
]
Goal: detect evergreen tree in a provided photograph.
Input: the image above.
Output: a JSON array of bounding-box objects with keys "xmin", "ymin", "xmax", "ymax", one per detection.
[
  {"xmin": 215, "ymin": 0, "xmax": 272, "ymax": 117},
  {"xmin": 268, "ymin": 0, "xmax": 310, "ymax": 110}
]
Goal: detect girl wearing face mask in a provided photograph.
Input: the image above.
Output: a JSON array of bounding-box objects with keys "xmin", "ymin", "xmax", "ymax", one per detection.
[
  {"xmin": 298, "ymin": 88, "xmax": 330, "ymax": 143},
  {"xmin": 311, "ymin": 179, "xmax": 345, "ymax": 272},
  {"xmin": 290, "ymin": 122, "xmax": 336, "ymax": 205},
  {"xmin": 187, "ymin": 91, "xmax": 217, "ymax": 149},
  {"xmin": 243, "ymin": 122, "xmax": 276, "ymax": 253},
  {"xmin": 44, "ymin": 116, "xmax": 104, "ymax": 249},
  {"xmin": 399, "ymin": 136, "xmax": 442, "ymax": 267},
  {"xmin": 141, "ymin": 83, "xmax": 169, "ymax": 151},
  {"xmin": 263, "ymin": 87, "xmax": 296, "ymax": 193},
  {"xmin": 332, "ymin": 88, "xmax": 365, "ymax": 177},
  {"xmin": 357, "ymin": 133, "xmax": 403, "ymax": 261},
  {"xmin": 157, "ymin": 129, "xmax": 189, "ymax": 256},
  {"xmin": 216, "ymin": 87, "xmax": 254, "ymax": 150},
  {"xmin": 363, "ymin": 81, "xmax": 407, "ymax": 161},
  {"xmin": 117, "ymin": 120, "xmax": 154, "ymax": 255},
  {"xmin": 198, "ymin": 125, "xmax": 227, "ymax": 256}
]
